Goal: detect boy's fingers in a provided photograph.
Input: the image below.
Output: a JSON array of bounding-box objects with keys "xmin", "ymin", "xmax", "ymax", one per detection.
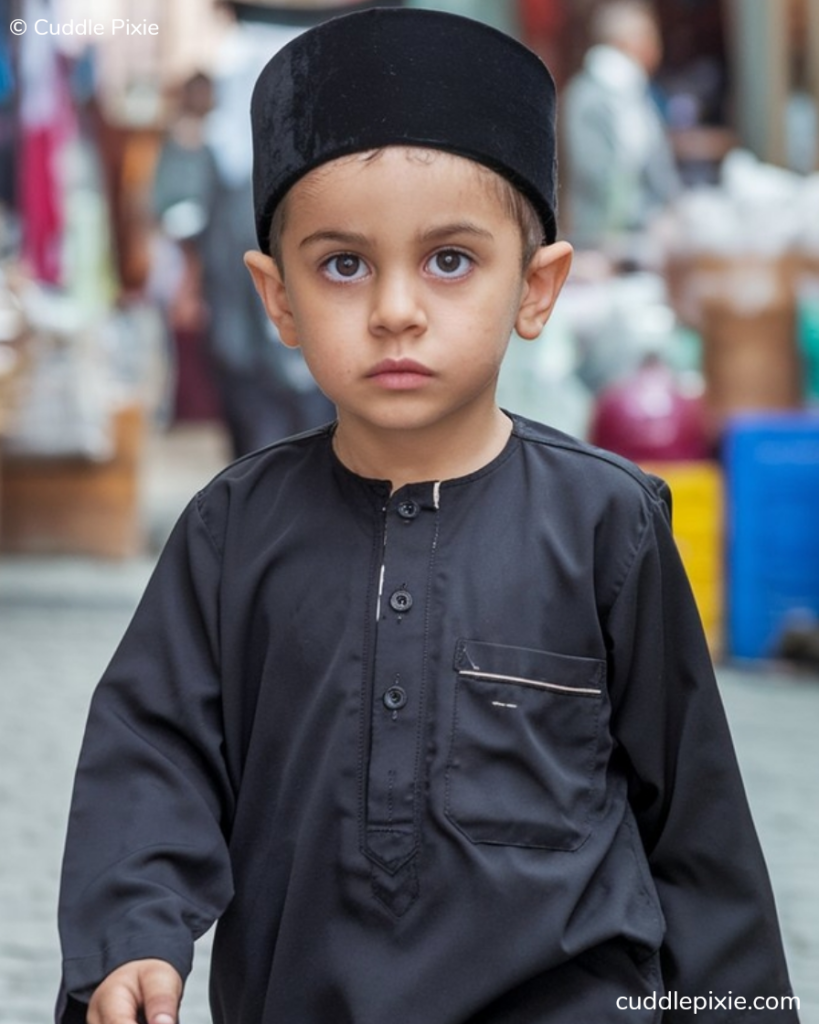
[
  {"xmin": 140, "ymin": 961, "xmax": 183, "ymax": 1024},
  {"xmin": 86, "ymin": 959, "xmax": 182, "ymax": 1024},
  {"xmin": 87, "ymin": 981, "xmax": 140, "ymax": 1024}
]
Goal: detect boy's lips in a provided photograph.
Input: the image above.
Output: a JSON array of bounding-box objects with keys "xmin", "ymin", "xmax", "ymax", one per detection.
[{"xmin": 366, "ymin": 358, "xmax": 434, "ymax": 390}]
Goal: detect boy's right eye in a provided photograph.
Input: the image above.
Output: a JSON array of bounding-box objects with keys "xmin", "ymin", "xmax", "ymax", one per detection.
[{"xmin": 321, "ymin": 254, "xmax": 368, "ymax": 281}]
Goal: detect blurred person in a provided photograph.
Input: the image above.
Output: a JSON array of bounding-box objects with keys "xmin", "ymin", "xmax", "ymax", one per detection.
[
  {"xmin": 56, "ymin": 9, "xmax": 797, "ymax": 1024},
  {"xmin": 146, "ymin": 77, "xmax": 213, "ymax": 337},
  {"xmin": 561, "ymin": 0, "xmax": 682, "ymax": 252},
  {"xmin": 152, "ymin": 5, "xmax": 335, "ymax": 458},
  {"xmin": 146, "ymin": 73, "xmax": 218, "ymax": 422}
]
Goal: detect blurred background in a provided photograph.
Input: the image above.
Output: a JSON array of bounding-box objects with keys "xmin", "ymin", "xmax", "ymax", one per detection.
[{"xmin": 0, "ymin": 1, "xmax": 818, "ymax": 1022}]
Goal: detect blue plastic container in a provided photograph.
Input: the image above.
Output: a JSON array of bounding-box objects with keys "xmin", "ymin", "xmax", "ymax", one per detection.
[{"xmin": 724, "ymin": 412, "xmax": 819, "ymax": 660}]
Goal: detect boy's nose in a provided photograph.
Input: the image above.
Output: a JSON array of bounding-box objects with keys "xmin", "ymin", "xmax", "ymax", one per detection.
[{"xmin": 369, "ymin": 270, "xmax": 427, "ymax": 337}]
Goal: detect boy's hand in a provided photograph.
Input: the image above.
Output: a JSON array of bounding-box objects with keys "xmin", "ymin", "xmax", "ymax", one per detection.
[{"xmin": 86, "ymin": 959, "xmax": 183, "ymax": 1024}]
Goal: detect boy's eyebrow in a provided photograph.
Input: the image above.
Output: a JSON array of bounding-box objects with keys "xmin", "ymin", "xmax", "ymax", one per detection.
[
  {"xmin": 298, "ymin": 222, "xmax": 495, "ymax": 251},
  {"xmin": 418, "ymin": 222, "xmax": 495, "ymax": 244},
  {"xmin": 299, "ymin": 229, "xmax": 370, "ymax": 250}
]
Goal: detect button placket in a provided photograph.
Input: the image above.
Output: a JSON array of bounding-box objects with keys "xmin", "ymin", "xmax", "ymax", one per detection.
[{"xmin": 364, "ymin": 489, "xmax": 439, "ymax": 912}]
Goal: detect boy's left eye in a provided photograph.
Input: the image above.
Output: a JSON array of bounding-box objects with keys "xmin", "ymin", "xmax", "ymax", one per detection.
[{"xmin": 426, "ymin": 250, "xmax": 473, "ymax": 279}]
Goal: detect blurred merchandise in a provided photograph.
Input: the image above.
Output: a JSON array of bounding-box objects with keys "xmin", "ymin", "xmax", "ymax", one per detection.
[
  {"xmin": 797, "ymin": 266, "xmax": 819, "ymax": 404},
  {"xmin": 559, "ymin": 269, "xmax": 701, "ymax": 395},
  {"xmin": 2, "ymin": 281, "xmax": 166, "ymax": 460},
  {"xmin": 589, "ymin": 355, "xmax": 709, "ymax": 462},
  {"xmin": 0, "ymin": 274, "xmax": 30, "ymax": 438},
  {"xmin": 658, "ymin": 151, "xmax": 816, "ymax": 273},
  {"xmin": 0, "ymin": 272, "xmax": 167, "ymax": 558},
  {"xmin": 723, "ymin": 412, "xmax": 819, "ymax": 661},
  {"xmin": 698, "ymin": 261, "xmax": 801, "ymax": 438},
  {"xmin": 17, "ymin": 0, "xmax": 75, "ymax": 284},
  {"xmin": 0, "ymin": 403, "xmax": 145, "ymax": 558},
  {"xmin": 640, "ymin": 459, "xmax": 724, "ymax": 656},
  {"xmin": 657, "ymin": 150, "xmax": 819, "ymax": 437},
  {"xmin": 0, "ymin": 0, "xmax": 177, "ymax": 558},
  {"xmin": 67, "ymin": 0, "xmax": 165, "ymax": 128},
  {"xmin": 60, "ymin": 131, "xmax": 118, "ymax": 313},
  {"xmin": 2, "ymin": 299, "xmax": 111, "ymax": 460}
]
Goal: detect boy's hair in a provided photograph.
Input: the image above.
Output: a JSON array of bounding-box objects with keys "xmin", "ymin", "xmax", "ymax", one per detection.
[
  {"xmin": 251, "ymin": 8, "xmax": 559, "ymax": 257},
  {"xmin": 267, "ymin": 149, "xmax": 545, "ymax": 273}
]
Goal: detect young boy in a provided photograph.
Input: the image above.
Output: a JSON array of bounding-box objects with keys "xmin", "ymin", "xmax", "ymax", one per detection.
[{"xmin": 57, "ymin": 9, "xmax": 799, "ymax": 1024}]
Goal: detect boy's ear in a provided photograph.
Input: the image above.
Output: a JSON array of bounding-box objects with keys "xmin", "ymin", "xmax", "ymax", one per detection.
[
  {"xmin": 244, "ymin": 251, "xmax": 300, "ymax": 348},
  {"xmin": 515, "ymin": 241, "xmax": 573, "ymax": 340}
]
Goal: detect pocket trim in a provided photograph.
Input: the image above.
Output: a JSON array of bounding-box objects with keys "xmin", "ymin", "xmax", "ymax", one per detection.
[{"xmin": 457, "ymin": 668, "xmax": 602, "ymax": 697}]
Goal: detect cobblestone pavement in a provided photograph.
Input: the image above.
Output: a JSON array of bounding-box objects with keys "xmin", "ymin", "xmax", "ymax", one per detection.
[{"xmin": 1, "ymin": 424, "xmax": 817, "ymax": 1023}]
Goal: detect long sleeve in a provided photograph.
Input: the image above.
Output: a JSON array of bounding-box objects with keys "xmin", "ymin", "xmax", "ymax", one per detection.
[
  {"xmin": 56, "ymin": 495, "xmax": 235, "ymax": 1022},
  {"xmin": 605, "ymin": 488, "xmax": 798, "ymax": 1021}
]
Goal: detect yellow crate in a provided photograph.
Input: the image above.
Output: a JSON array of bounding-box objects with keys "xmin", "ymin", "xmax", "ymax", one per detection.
[{"xmin": 641, "ymin": 461, "xmax": 724, "ymax": 656}]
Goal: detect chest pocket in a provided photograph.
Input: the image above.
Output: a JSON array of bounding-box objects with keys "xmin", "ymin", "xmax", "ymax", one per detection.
[{"xmin": 445, "ymin": 639, "xmax": 606, "ymax": 851}]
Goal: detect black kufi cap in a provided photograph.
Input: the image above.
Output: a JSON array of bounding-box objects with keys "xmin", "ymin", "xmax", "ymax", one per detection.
[{"xmin": 251, "ymin": 7, "xmax": 558, "ymax": 253}]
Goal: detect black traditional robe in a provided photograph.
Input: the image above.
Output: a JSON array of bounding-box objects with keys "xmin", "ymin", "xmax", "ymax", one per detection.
[{"xmin": 57, "ymin": 415, "xmax": 798, "ymax": 1023}]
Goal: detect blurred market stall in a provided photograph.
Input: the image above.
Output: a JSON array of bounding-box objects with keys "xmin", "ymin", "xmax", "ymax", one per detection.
[{"xmin": 0, "ymin": 0, "xmax": 818, "ymax": 664}]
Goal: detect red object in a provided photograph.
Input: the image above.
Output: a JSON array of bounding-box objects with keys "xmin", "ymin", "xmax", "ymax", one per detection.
[
  {"xmin": 519, "ymin": 0, "xmax": 566, "ymax": 35},
  {"xmin": 19, "ymin": 126, "xmax": 63, "ymax": 283},
  {"xmin": 589, "ymin": 359, "xmax": 710, "ymax": 462},
  {"xmin": 18, "ymin": 26, "xmax": 75, "ymax": 286}
]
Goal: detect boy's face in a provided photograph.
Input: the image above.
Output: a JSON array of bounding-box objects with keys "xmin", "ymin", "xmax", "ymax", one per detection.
[{"xmin": 247, "ymin": 147, "xmax": 571, "ymax": 443}]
